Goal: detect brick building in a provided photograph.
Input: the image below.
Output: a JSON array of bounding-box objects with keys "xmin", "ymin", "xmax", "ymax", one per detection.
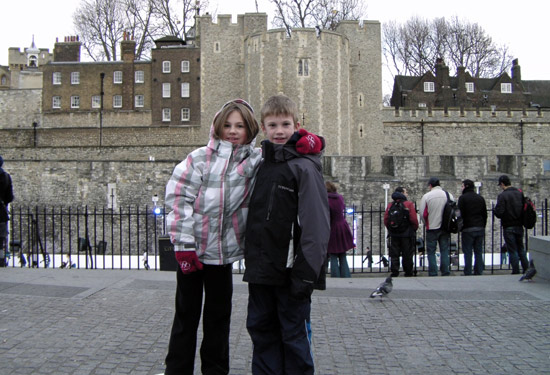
[
  {"xmin": 151, "ymin": 36, "xmax": 201, "ymax": 126},
  {"xmin": 42, "ymin": 34, "xmax": 152, "ymax": 116},
  {"xmin": 390, "ymin": 58, "xmax": 550, "ymax": 110}
]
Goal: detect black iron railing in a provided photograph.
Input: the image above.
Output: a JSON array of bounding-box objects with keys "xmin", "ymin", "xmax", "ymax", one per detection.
[{"xmin": 4, "ymin": 199, "xmax": 548, "ymax": 274}]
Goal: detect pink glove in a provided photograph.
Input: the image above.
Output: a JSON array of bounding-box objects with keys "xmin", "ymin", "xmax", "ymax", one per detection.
[
  {"xmin": 175, "ymin": 251, "xmax": 203, "ymax": 274},
  {"xmin": 296, "ymin": 129, "xmax": 322, "ymax": 154}
]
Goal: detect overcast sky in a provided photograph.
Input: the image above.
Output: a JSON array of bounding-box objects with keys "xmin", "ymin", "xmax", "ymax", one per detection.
[{"xmin": 2, "ymin": 0, "xmax": 548, "ymax": 95}]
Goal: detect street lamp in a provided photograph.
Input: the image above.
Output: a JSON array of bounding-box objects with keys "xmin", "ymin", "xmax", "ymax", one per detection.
[{"xmin": 382, "ymin": 183, "xmax": 390, "ymax": 256}]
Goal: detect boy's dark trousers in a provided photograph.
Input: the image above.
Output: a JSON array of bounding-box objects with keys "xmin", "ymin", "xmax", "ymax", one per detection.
[
  {"xmin": 165, "ymin": 264, "xmax": 233, "ymax": 375},
  {"xmin": 247, "ymin": 283, "xmax": 313, "ymax": 375},
  {"xmin": 389, "ymin": 236, "xmax": 415, "ymax": 276}
]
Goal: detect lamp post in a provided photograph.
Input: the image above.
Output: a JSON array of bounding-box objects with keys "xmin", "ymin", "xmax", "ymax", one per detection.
[
  {"xmin": 99, "ymin": 72, "xmax": 105, "ymax": 146},
  {"xmin": 32, "ymin": 121, "xmax": 38, "ymax": 147},
  {"xmin": 382, "ymin": 183, "xmax": 390, "ymax": 256}
]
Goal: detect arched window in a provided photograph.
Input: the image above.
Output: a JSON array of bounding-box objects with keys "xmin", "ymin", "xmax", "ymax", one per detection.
[{"xmin": 28, "ymin": 55, "xmax": 38, "ymax": 67}]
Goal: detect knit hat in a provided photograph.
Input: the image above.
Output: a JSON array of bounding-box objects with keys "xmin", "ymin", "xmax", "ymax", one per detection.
[
  {"xmin": 498, "ymin": 175, "xmax": 511, "ymax": 186},
  {"xmin": 427, "ymin": 177, "xmax": 440, "ymax": 187},
  {"xmin": 462, "ymin": 179, "xmax": 474, "ymax": 189}
]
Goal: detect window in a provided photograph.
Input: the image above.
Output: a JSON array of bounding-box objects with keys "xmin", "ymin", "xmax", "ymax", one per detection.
[
  {"xmin": 501, "ymin": 83, "xmax": 512, "ymax": 93},
  {"xmin": 135, "ymin": 95, "xmax": 144, "ymax": 108},
  {"xmin": 298, "ymin": 59, "xmax": 309, "ymax": 76},
  {"xmin": 181, "ymin": 108, "xmax": 190, "ymax": 121},
  {"xmin": 465, "ymin": 82, "xmax": 475, "ymax": 93},
  {"xmin": 113, "ymin": 95, "xmax": 122, "ymax": 108},
  {"xmin": 162, "ymin": 108, "xmax": 171, "ymax": 122},
  {"xmin": 113, "ymin": 71, "xmax": 123, "ymax": 84},
  {"xmin": 424, "ymin": 82, "xmax": 435, "ymax": 92},
  {"xmin": 418, "ymin": 102, "xmax": 427, "ymax": 108},
  {"xmin": 52, "ymin": 96, "xmax": 61, "ymax": 109},
  {"xmin": 135, "ymin": 70, "xmax": 144, "ymax": 83},
  {"xmin": 162, "ymin": 83, "xmax": 171, "ymax": 98},
  {"xmin": 71, "ymin": 96, "xmax": 80, "ymax": 108},
  {"xmin": 92, "ymin": 95, "xmax": 101, "ymax": 108},
  {"xmin": 162, "ymin": 61, "xmax": 171, "ymax": 73},
  {"xmin": 52, "ymin": 72, "xmax": 61, "ymax": 85},
  {"xmin": 181, "ymin": 82, "xmax": 190, "ymax": 98},
  {"xmin": 71, "ymin": 72, "xmax": 80, "ymax": 85},
  {"xmin": 181, "ymin": 60, "xmax": 190, "ymax": 73}
]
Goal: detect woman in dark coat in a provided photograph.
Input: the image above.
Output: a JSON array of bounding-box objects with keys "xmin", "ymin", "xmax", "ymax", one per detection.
[{"xmin": 326, "ymin": 181, "xmax": 355, "ymax": 277}]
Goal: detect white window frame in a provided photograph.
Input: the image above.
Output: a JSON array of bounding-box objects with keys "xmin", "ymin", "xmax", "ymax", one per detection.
[
  {"xmin": 52, "ymin": 96, "xmax": 61, "ymax": 109},
  {"xmin": 465, "ymin": 82, "xmax": 475, "ymax": 93},
  {"xmin": 91, "ymin": 95, "xmax": 101, "ymax": 109},
  {"xmin": 181, "ymin": 60, "xmax": 190, "ymax": 73},
  {"xmin": 71, "ymin": 96, "xmax": 80, "ymax": 108},
  {"xmin": 135, "ymin": 70, "xmax": 144, "ymax": 83},
  {"xmin": 162, "ymin": 83, "xmax": 171, "ymax": 98},
  {"xmin": 424, "ymin": 82, "xmax": 435, "ymax": 92},
  {"xmin": 52, "ymin": 72, "xmax": 62, "ymax": 85},
  {"xmin": 181, "ymin": 108, "xmax": 190, "ymax": 121},
  {"xmin": 71, "ymin": 72, "xmax": 80, "ymax": 85},
  {"xmin": 135, "ymin": 94, "xmax": 144, "ymax": 108},
  {"xmin": 162, "ymin": 108, "xmax": 171, "ymax": 122},
  {"xmin": 501, "ymin": 83, "xmax": 512, "ymax": 94},
  {"xmin": 162, "ymin": 61, "xmax": 171, "ymax": 73},
  {"xmin": 113, "ymin": 71, "xmax": 123, "ymax": 84},
  {"xmin": 181, "ymin": 82, "xmax": 190, "ymax": 98},
  {"xmin": 113, "ymin": 95, "xmax": 122, "ymax": 108}
]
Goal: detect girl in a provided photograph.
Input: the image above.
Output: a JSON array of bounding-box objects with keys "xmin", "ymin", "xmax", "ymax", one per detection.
[{"xmin": 162, "ymin": 99, "xmax": 261, "ymax": 375}]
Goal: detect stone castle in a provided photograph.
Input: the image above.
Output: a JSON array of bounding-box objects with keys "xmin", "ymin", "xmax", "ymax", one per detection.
[{"xmin": 0, "ymin": 13, "xmax": 549, "ymax": 209}]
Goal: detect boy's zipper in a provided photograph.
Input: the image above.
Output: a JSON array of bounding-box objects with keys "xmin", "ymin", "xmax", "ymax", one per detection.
[{"xmin": 266, "ymin": 183, "xmax": 276, "ymax": 221}]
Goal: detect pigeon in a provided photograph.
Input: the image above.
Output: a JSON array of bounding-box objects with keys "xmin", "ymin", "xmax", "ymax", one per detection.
[
  {"xmin": 370, "ymin": 276, "xmax": 393, "ymax": 298},
  {"xmin": 519, "ymin": 260, "xmax": 537, "ymax": 281}
]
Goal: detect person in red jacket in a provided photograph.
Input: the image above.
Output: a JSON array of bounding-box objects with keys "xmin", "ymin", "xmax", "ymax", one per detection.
[{"xmin": 384, "ymin": 187, "xmax": 419, "ymax": 277}]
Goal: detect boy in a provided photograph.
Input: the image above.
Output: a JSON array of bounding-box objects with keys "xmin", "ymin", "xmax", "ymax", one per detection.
[{"xmin": 243, "ymin": 95, "xmax": 329, "ymax": 375}]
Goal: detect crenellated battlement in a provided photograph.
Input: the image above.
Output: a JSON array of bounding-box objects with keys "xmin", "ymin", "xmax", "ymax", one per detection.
[{"xmin": 384, "ymin": 107, "xmax": 546, "ymax": 123}]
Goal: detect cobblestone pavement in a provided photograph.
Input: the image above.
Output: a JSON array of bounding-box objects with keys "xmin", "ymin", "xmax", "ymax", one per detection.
[{"xmin": 1, "ymin": 268, "xmax": 549, "ymax": 374}]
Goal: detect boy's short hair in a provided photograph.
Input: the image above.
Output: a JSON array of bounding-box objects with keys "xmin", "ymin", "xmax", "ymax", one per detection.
[
  {"xmin": 212, "ymin": 99, "xmax": 259, "ymax": 144},
  {"xmin": 261, "ymin": 95, "xmax": 299, "ymax": 125}
]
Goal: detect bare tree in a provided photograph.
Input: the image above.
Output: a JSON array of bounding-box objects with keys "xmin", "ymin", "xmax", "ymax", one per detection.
[
  {"xmin": 73, "ymin": 0, "xmax": 207, "ymax": 61},
  {"xmin": 383, "ymin": 16, "xmax": 512, "ymax": 80},
  {"xmin": 270, "ymin": 0, "xmax": 365, "ymax": 34}
]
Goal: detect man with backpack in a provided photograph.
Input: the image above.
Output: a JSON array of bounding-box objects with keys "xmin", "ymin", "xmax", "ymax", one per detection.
[
  {"xmin": 419, "ymin": 177, "xmax": 454, "ymax": 276},
  {"xmin": 0, "ymin": 156, "xmax": 14, "ymax": 267},
  {"xmin": 494, "ymin": 175, "xmax": 529, "ymax": 274},
  {"xmin": 384, "ymin": 187, "xmax": 418, "ymax": 277}
]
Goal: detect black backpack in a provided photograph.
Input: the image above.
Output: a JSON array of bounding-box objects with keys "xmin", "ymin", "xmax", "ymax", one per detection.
[
  {"xmin": 387, "ymin": 200, "xmax": 410, "ymax": 233},
  {"xmin": 441, "ymin": 191, "xmax": 463, "ymax": 233},
  {"xmin": 522, "ymin": 195, "xmax": 537, "ymax": 229}
]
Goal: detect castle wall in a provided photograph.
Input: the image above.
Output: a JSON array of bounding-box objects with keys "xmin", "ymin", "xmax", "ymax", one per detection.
[
  {"xmin": 382, "ymin": 108, "xmax": 550, "ymax": 156},
  {"xmin": 0, "ymin": 89, "xmax": 41, "ymax": 128}
]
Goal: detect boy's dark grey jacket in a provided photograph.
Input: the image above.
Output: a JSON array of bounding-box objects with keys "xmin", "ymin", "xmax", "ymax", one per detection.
[{"xmin": 243, "ymin": 138, "xmax": 329, "ymax": 297}]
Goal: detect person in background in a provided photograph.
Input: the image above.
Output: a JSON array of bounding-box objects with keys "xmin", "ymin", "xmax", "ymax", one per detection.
[
  {"xmin": 419, "ymin": 177, "xmax": 454, "ymax": 276},
  {"xmin": 384, "ymin": 186, "xmax": 418, "ymax": 277},
  {"xmin": 326, "ymin": 181, "xmax": 354, "ymax": 278},
  {"xmin": 0, "ymin": 155, "xmax": 14, "ymax": 268},
  {"xmin": 494, "ymin": 175, "xmax": 529, "ymax": 275},
  {"xmin": 458, "ymin": 179, "xmax": 487, "ymax": 275}
]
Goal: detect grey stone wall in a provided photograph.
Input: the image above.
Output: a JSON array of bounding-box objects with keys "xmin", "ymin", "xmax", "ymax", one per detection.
[{"xmin": 0, "ymin": 89, "xmax": 41, "ymax": 128}]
